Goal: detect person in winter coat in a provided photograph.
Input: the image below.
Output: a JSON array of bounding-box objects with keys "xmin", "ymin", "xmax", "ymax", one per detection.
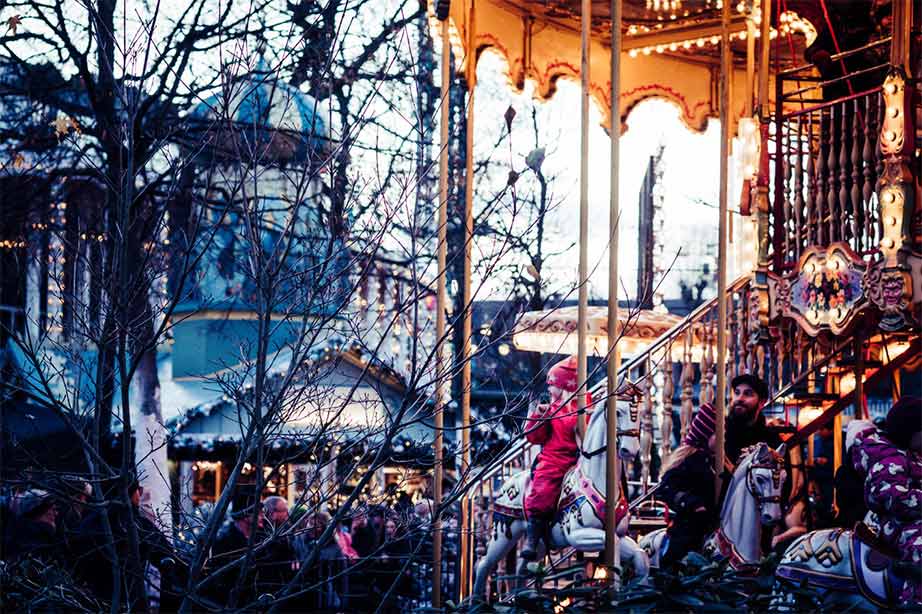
[
  {"xmin": 2, "ymin": 489, "xmax": 60, "ymax": 563},
  {"xmin": 850, "ymin": 396, "xmax": 922, "ymax": 605},
  {"xmin": 521, "ymin": 356, "xmax": 590, "ymax": 561},
  {"xmin": 657, "ymin": 403, "xmax": 719, "ymax": 567}
]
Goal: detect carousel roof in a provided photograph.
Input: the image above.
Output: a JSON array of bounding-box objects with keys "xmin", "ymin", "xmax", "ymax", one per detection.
[{"xmin": 437, "ymin": 0, "xmax": 817, "ymax": 131}]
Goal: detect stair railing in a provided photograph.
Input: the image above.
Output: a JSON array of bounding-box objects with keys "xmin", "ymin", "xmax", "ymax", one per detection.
[
  {"xmin": 770, "ymin": 37, "xmax": 891, "ymax": 272},
  {"xmin": 463, "ymin": 274, "xmax": 765, "ymax": 602}
]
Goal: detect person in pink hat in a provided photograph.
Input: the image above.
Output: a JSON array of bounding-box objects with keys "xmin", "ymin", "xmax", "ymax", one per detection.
[{"xmin": 521, "ymin": 356, "xmax": 590, "ymax": 560}]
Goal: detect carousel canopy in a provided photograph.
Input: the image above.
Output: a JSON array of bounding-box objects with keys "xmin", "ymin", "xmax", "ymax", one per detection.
[
  {"xmin": 512, "ymin": 305, "xmax": 681, "ymax": 356},
  {"xmin": 437, "ymin": 0, "xmax": 815, "ymax": 132}
]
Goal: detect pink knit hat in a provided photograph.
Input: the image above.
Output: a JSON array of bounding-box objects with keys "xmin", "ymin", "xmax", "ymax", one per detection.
[
  {"xmin": 683, "ymin": 404, "xmax": 718, "ymax": 449},
  {"xmin": 546, "ymin": 356, "xmax": 579, "ymax": 392}
]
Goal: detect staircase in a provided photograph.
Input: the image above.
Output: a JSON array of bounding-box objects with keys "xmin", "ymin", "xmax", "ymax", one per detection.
[{"xmin": 462, "ymin": 282, "xmax": 918, "ymax": 603}]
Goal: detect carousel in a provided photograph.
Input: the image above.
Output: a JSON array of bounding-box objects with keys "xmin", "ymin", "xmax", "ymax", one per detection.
[{"xmin": 425, "ymin": 0, "xmax": 920, "ymax": 608}]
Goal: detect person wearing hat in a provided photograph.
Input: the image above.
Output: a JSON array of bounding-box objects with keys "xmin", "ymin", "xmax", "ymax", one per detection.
[
  {"xmin": 2, "ymin": 489, "xmax": 59, "ymax": 563},
  {"xmin": 207, "ymin": 486, "xmax": 265, "ymax": 607},
  {"xmin": 520, "ymin": 356, "xmax": 590, "ymax": 561},
  {"xmin": 724, "ymin": 373, "xmax": 784, "ymax": 468},
  {"xmin": 656, "ymin": 403, "xmax": 719, "ymax": 567},
  {"xmin": 850, "ymin": 396, "xmax": 922, "ymax": 605}
]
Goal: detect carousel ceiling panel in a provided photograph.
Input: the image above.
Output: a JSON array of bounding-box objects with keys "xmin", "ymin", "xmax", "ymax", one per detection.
[
  {"xmin": 493, "ymin": 0, "xmax": 726, "ymax": 33},
  {"xmin": 437, "ymin": 0, "xmax": 813, "ymax": 132}
]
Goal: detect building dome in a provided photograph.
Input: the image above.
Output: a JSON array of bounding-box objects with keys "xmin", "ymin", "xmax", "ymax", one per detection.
[{"xmin": 188, "ymin": 69, "xmax": 329, "ymax": 163}]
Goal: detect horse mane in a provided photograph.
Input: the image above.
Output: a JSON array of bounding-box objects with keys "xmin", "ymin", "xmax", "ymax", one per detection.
[
  {"xmin": 585, "ymin": 402, "xmax": 607, "ymax": 450},
  {"xmin": 721, "ymin": 442, "xmax": 766, "ymax": 518}
]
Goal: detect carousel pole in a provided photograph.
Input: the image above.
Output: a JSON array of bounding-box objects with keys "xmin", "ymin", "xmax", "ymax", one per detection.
[
  {"xmin": 432, "ymin": 6, "xmax": 451, "ymax": 608},
  {"xmin": 756, "ymin": 0, "xmax": 771, "ymax": 267},
  {"xmin": 714, "ymin": 0, "xmax": 731, "ymax": 495},
  {"xmin": 745, "ymin": 10, "xmax": 755, "ymax": 117},
  {"xmin": 604, "ymin": 0, "xmax": 622, "ymax": 588},
  {"xmin": 576, "ymin": 0, "xmax": 591, "ymax": 441},
  {"xmin": 458, "ymin": 0, "xmax": 476, "ymax": 601}
]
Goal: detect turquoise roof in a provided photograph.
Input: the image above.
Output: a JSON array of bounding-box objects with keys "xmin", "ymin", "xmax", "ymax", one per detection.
[{"xmin": 189, "ymin": 68, "xmax": 328, "ymax": 162}]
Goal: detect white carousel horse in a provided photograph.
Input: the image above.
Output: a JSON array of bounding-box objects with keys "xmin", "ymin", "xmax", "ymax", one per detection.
[
  {"xmin": 640, "ymin": 442, "xmax": 787, "ymax": 571},
  {"xmin": 772, "ymin": 526, "xmax": 911, "ymax": 611},
  {"xmin": 471, "ymin": 393, "xmax": 648, "ymax": 599}
]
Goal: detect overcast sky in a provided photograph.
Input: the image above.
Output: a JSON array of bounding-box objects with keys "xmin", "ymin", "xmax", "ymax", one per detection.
[{"xmin": 474, "ymin": 50, "xmax": 726, "ymax": 304}]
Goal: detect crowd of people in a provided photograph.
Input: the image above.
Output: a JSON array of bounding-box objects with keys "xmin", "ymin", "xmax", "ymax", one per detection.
[{"xmin": 0, "ymin": 474, "xmax": 455, "ymax": 612}]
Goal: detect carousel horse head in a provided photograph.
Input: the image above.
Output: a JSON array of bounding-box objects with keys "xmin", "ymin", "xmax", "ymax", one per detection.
[
  {"xmin": 582, "ymin": 379, "xmax": 642, "ymax": 467},
  {"xmin": 737, "ymin": 442, "xmax": 786, "ymax": 527}
]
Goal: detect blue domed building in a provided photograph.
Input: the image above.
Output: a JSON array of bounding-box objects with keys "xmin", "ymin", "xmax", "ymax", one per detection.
[{"xmin": 171, "ymin": 67, "xmax": 343, "ymax": 379}]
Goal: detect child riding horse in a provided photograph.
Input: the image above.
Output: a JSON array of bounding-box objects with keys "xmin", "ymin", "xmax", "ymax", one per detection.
[{"xmin": 521, "ymin": 356, "xmax": 589, "ymax": 561}]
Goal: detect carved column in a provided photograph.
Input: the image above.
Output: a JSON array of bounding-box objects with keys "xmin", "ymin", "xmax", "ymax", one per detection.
[
  {"xmin": 680, "ymin": 329, "xmax": 695, "ymax": 441},
  {"xmin": 870, "ymin": 66, "xmax": 915, "ymax": 331},
  {"xmin": 641, "ymin": 355, "xmax": 654, "ymax": 492},
  {"xmin": 661, "ymin": 341, "xmax": 676, "ymax": 465}
]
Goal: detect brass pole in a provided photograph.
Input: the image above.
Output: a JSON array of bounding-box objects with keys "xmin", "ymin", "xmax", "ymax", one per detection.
[
  {"xmin": 432, "ymin": 14, "xmax": 451, "ymax": 609},
  {"xmin": 745, "ymin": 16, "xmax": 755, "ymax": 117},
  {"xmin": 714, "ymin": 0, "xmax": 731, "ymax": 498},
  {"xmin": 757, "ymin": 0, "xmax": 770, "ymax": 115},
  {"xmin": 604, "ymin": 0, "xmax": 622, "ymax": 588},
  {"xmin": 458, "ymin": 0, "xmax": 476, "ymax": 601},
  {"xmin": 755, "ymin": 0, "xmax": 771, "ymax": 267},
  {"xmin": 576, "ymin": 0, "xmax": 591, "ymax": 441}
]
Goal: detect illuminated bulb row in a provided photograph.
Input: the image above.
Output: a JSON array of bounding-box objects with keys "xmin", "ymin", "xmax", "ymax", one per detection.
[
  {"xmin": 627, "ymin": 26, "xmax": 782, "ymax": 58},
  {"xmin": 646, "ymin": 0, "xmax": 682, "ymax": 12}
]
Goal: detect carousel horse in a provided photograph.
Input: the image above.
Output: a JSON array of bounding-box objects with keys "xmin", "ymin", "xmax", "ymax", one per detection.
[
  {"xmin": 471, "ymin": 389, "xmax": 647, "ymax": 599},
  {"xmin": 772, "ymin": 525, "xmax": 911, "ymax": 611},
  {"xmin": 640, "ymin": 442, "xmax": 787, "ymax": 571}
]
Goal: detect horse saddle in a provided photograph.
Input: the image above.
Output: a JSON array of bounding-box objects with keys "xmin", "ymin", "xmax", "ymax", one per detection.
[
  {"xmin": 854, "ymin": 522, "xmax": 899, "ymax": 568},
  {"xmin": 851, "ymin": 524, "xmax": 904, "ymax": 608}
]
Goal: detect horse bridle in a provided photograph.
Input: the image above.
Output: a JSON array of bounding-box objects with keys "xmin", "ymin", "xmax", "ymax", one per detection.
[
  {"xmin": 579, "ymin": 400, "xmax": 640, "ymax": 459},
  {"xmin": 745, "ymin": 458, "xmax": 784, "ymax": 507},
  {"xmin": 581, "ymin": 427, "xmax": 640, "ymax": 459}
]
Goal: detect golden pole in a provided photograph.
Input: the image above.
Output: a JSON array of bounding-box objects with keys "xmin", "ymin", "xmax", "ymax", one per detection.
[
  {"xmin": 714, "ymin": 0, "xmax": 731, "ymax": 498},
  {"xmin": 604, "ymin": 0, "xmax": 622, "ymax": 588},
  {"xmin": 576, "ymin": 0, "xmax": 591, "ymax": 441},
  {"xmin": 757, "ymin": 0, "xmax": 770, "ymax": 114},
  {"xmin": 755, "ymin": 0, "xmax": 771, "ymax": 267},
  {"xmin": 432, "ymin": 14, "xmax": 451, "ymax": 609},
  {"xmin": 745, "ymin": 15, "xmax": 755, "ymax": 117},
  {"xmin": 458, "ymin": 0, "xmax": 476, "ymax": 601}
]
